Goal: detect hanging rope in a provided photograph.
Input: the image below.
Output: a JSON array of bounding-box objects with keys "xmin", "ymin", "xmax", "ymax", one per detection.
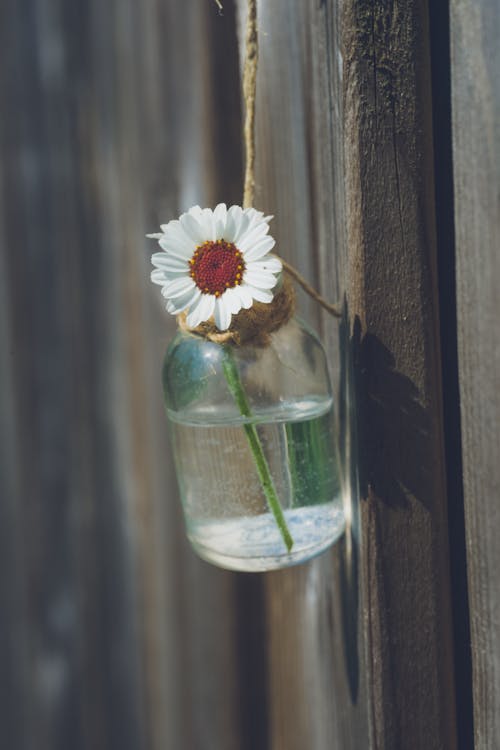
[
  {"xmin": 240, "ymin": 0, "xmax": 341, "ymax": 318},
  {"xmin": 280, "ymin": 259, "xmax": 341, "ymax": 318},
  {"xmin": 242, "ymin": 0, "xmax": 258, "ymax": 209}
]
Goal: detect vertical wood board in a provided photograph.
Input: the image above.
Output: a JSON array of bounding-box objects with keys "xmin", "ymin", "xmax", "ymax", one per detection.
[
  {"xmin": 343, "ymin": 1, "xmax": 457, "ymax": 747},
  {"xmin": 241, "ymin": 0, "xmax": 370, "ymax": 747},
  {"xmin": 0, "ymin": 1, "xmax": 244, "ymax": 748},
  {"xmin": 451, "ymin": 1, "xmax": 500, "ymax": 747}
]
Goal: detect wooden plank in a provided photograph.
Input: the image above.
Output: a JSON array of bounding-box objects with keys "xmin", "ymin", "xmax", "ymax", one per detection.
[
  {"xmin": 0, "ymin": 1, "xmax": 243, "ymax": 748},
  {"xmin": 450, "ymin": 1, "xmax": 500, "ymax": 746},
  {"xmin": 242, "ymin": 0, "xmax": 370, "ymax": 747},
  {"xmin": 343, "ymin": 1, "xmax": 458, "ymax": 747}
]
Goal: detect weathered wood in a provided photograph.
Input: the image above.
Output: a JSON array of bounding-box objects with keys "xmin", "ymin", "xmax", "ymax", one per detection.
[
  {"xmin": 450, "ymin": 1, "xmax": 500, "ymax": 747},
  {"xmin": 244, "ymin": 0, "xmax": 369, "ymax": 747},
  {"xmin": 0, "ymin": 0, "xmax": 472, "ymax": 748},
  {"xmin": 343, "ymin": 1, "xmax": 457, "ymax": 747},
  {"xmin": 0, "ymin": 1, "xmax": 244, "ymax": 749}
]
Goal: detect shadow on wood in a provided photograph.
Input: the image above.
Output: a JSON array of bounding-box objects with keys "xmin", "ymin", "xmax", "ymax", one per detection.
[{"xmin": 352, "ymin": 317, "xmax": 433, "ymax": 512}]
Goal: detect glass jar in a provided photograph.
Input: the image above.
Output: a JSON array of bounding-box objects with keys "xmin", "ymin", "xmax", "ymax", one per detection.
[{"xmin": 162, "ymin": 316, "xmax": 345, "ymax": 571}]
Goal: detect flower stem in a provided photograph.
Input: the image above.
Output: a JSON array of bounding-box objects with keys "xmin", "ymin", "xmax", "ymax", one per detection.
[{"xmin": 222, "ymin": 347, "xmax": 294, "ymax": 553}]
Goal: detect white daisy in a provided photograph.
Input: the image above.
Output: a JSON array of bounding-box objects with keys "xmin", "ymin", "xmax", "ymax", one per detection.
[{"xmin": 147, "ymin": 204, "xmax": 282, "ymax": 331}]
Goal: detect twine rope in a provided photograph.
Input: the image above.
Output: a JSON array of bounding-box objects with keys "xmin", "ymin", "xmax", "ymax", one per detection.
[
  {"xmin": 280, "ymin": 259, "xmax": 341, "ymax": 317},
  {"xmin": 240, "ymin": 0, "xmax": 340, "ymax": 318},
  {"xmin": 242, "ymin": 0, "xmax": 258, "ymax": 209}
]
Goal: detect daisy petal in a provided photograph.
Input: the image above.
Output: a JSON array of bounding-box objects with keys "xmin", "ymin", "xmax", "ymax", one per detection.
[
  {"xmin": 243, "ymin": 284, "xmax": 273, "ymax": 304},
  {"xmin": 158, "ymin": 238, "xmax": 194, "ymax": 262},
  {"xmin": 198, "ymin": 293, "xmax": 216, "ymax": 322},
  {"xmin": 243, "ymin": 207, "xmax": 264, "ymax": 224},
  {"xmin": 151, "ymin": 253, "xmax": 189, "ymax": 272},
  {"xmin": 152, "ymin": 270, "xmax": 189, "ymax": 287},
  {"xmin": 247, "ymin": 256, "xmax": 282, "ymax": 274},
  {"xmin": 234, "ymin": 284, "xmax": 254, "ymax": 309},
  {"xmin": 222, "ymin": 287, "xmax": 243, "ymax": 315},
  {"xmin": 160, "ymin": 218, "xmax": 185, "ymax": 235},
  {"xmin": 164, "ymin": 277, "xmax": 196, "ymax": 299},
  {"xmin": 233, "ymin": 212, "xmax": 252, "ymax": 243},
  {"xmin": 214, "ymin": 203, "xmax": 227, "ymax": 239},
  {"xmin": 185, "ymin": 205, "xmax": 203, "ymax": 221},
  {"xmin": 214, "ymin": 296, "xmax": 232, "ymax": 331},
  {"xmin": 242, "ymin": 208, "xmax": 272, "ymax": 233},
  {"xmin": 238, "ymin": 223, "xmax": 270, "ymax": 252},
  {"xmin": 242, "ymin": 235, "xmax": 276, "ymax": 261},
  {"xmin": 224, "ymin": 205, "xmax": 244, "ymax": 242},
  {"xmin": 200, "ymin": 208, "xmax": 217, "ymax": 241},
  {"xmin": 161, "ymin": 270, "xmax": 193, "ymax": 284},
  {"xmin": 151, "ymin": 269, "xmax": 167, "ymax": 285},
  {"xmin": 166, "ymin": 288, "xmax": 201, "ymax": 315},
  {"xmin": 243, "ymin": 270, "xmax": 278, "ymax": 289},
  {"xmin": 179, "ymin": 212, "xmax": 208, "ymax": 244},
  {"xmin": 161, "ymin": 221, "xmax": 196, "ymax": 255},
  {"xmin": 186, "ymin": 294, "xmax": 216, "ymax": 327}
]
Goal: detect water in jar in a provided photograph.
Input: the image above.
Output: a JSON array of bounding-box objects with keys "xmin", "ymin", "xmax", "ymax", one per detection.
[{"xmin": 168, "ymin": 396, "xmax": 345, "ymax": 572}]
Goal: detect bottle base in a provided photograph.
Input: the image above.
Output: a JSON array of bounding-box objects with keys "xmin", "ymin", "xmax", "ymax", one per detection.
[{"xmin": 187, "ymin": 502, "xmax": 345, "ymax": 572}]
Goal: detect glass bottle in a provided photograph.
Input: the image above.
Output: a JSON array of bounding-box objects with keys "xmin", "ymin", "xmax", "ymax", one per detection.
[{"xmin": 162, "ymin": 316, "xmax": 345, "ymax": 572}]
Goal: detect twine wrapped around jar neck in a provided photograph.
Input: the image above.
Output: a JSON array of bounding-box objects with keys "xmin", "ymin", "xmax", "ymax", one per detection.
[{"xmin": 177, "ymin": 276, "xmax": 296, "ymax": 347}]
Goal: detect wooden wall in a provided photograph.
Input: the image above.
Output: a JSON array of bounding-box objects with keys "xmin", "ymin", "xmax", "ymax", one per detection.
[
  {"xmin": 0, "ymin": 2, "xmax": 244, "ymax": 748},
  {"xmin": 343, "ymin": 1, "xmax": 457, "ymax": 747},
  {"xmin": 2, "ymin": 0, "xmax": 498, "ymax": 748},
  {"xmin": 451, "ymin": 1, "xmax": 500, "ymax": 747}
]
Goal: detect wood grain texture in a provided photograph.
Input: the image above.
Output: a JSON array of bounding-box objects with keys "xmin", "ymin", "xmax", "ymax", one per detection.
[
  {"xmin": 0, "ymin": 0, "xmax": 467, "ymax": 748},
  {"xmin": 343, "ymin": 1, "xmax": 457, "ymax": 747},
  {"xmin": 242, "ymin": 0, "xmax": 369, "ymax": 747},
  {"xmin": 451, "ymin": 1, "xmax": 500, "ymax": 747},
  {"xmin": 0, "ymin": 1, "xmax": 243, "ymax": 749}
]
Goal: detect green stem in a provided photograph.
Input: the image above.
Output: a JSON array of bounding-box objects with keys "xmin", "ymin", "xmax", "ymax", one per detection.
[{"xmin": 222, "ymin": 347, "xmax": 294, "ymax": 553}]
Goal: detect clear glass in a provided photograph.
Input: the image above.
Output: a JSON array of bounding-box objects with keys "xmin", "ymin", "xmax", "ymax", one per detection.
[{"xmin": 163, "ymin": 317, "xmax": 345, "ymax": 571}]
